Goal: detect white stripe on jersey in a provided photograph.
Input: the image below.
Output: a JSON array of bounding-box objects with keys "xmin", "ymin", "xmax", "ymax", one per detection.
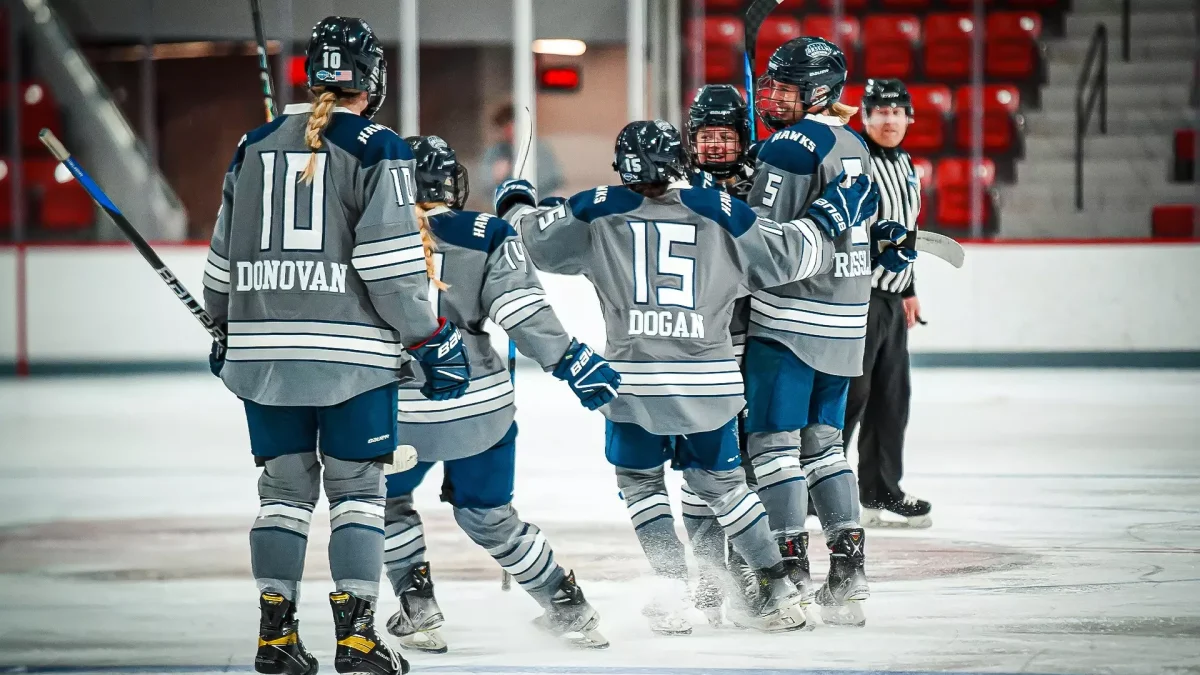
[
  {"xmin": 351, "ymin": 233, "xmax": 426, "ymax": 281},
  {"xmin": 791, "ymin": 219, "xmax": 823, "ymax": 281},
  {"xmin": 489, "ymin": 287, "xmax": 549, "ymax": 330},
  {"xmin": 397, "ymin": 370, "xmax": 515, "ymax": 423},
  {"xmin": 204, "ymin": 248, "xmax": 231, "ymax": 294},
  {"xmin": 225, "ymin": 320, "xmax": 405, "ymax": 369},
  {"xmin": 749, "ymin": 292, "xmax": 868, "ymax": 340},
  {"xmin": 870, "ymin": 149, "xmax": 920, "ymax": 295},
  {"xmin": 611, "ymin": 359, "xmax": 743, "ymax": 398}
]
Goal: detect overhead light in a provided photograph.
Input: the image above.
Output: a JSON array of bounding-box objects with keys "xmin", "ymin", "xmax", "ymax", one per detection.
[{"xmin": 533, "ymin": 39, "xmax": 586, "ymax": 56}]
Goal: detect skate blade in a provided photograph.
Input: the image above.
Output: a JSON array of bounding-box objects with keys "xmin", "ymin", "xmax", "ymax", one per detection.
[
  {"xmin": 863, "ymin": 509, "xmax": 932, "ymax": 529},
  {"xmin": 564, "ymin": 627, "xmax": 610, "ymax": 649},
  {"xmin": 396, "ymin": 629, "xmax": 448, "ymax": 654},
  {"xmin": 649, "ymin": 620, "xmax": 693, "ymax": 636},
  {"xmin": 727, "ymin": 601, "xmax": 808, "ymax": 633},
  {"xmin": 820, "ymin": 600, "xmax": 866, "ymax": 627}
]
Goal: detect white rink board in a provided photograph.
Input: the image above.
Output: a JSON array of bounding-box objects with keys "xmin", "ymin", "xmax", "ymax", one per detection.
[
  {"xmin": 2, "ymin": 242, "xmax": 1199, "ymax": 366},
  {"xmin": 0, "ymin": 248, "xmax": 16, "ymax": 363}
]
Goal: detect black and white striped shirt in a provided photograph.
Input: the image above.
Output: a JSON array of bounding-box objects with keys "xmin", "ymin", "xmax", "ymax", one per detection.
[{"xmin": 867, "ymin": 138, "xmax": 921, "ymax": 297}]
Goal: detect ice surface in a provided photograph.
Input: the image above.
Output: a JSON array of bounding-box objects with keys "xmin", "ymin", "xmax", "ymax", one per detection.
[{"xmin": 1, "ymin": 369, "xmax": 1198, "ymax": 675}]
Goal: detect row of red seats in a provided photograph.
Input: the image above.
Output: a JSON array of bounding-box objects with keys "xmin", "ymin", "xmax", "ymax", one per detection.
[
  {"xmin": 0, "ymin": 82, "xmax": 64, "ymax": 151},
  {"xmin": 1152, "ymin": 205, "xmax": 1196, "ymax": 238},
  {"xmin": 0, "ymin": 158, "xmax": 94, "ymax": 231},
  {"xmin": 705, "ymin": 0, "xmax": 1059, "ymax": 9},
  {"xmin": 698, "ymin": 11, "xmax": 1042, "ymax": 83},
  {"xmin": 910, "ymin": 156, "xmax": 997, "ymax": 230}
]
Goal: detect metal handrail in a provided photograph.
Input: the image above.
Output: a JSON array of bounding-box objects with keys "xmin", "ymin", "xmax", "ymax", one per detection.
[{"xmin": 1075, "ymin": 24, "xmax": 1108, "ymax": 211}]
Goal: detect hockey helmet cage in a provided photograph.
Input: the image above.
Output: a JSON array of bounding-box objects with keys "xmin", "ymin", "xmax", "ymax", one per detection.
[
  {"xmin": 687, "ymin": 84, "xmax": 750, "ymax": 179},
  {"xmin": 305, "ymin": 16, "xmax": 388, "ymax": 119}
]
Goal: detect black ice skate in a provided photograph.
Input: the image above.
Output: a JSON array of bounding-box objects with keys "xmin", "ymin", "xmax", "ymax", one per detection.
[
  {"xmin": 727, "ymin": 562, "xmax": 807, "ymax": 633},
  {"xmin": 778, "ymin": 532, "xmax": 814, "ymax": 605},
  {"xmin": 329, "ymin": 591, "xmax": 409, "ymax": 675},
  {"xmin": 386, "ymin": 563, "xmax": 447, "ymax": 653},
  {"xmin": 863, "ymin": 494, "xmax": 932, "ymax": 529},
  {"xmin": 814, "ymin": 528, "xmax": 870, "ymax": 627},
  {"xmin": 532, "ymin": 570, "xmax": 609, "ymax": 648},
  {"xmin": 255, "ymin": 592, "xmax": 318, "ymax": 675}
]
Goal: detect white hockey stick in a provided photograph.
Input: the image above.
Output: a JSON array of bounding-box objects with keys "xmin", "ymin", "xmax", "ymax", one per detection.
[{"xmin": 915, "ymin": 231, "xmax": 965, "ymax": 268}]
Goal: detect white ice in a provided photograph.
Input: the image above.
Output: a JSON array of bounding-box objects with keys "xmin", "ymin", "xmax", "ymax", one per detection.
[{"xmin": 1, "ymin": 368, "xmax": 1198, "ymax": 675}]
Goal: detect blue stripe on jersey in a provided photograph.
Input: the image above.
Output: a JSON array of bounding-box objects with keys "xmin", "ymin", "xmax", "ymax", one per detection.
[
  {"xmin": 678, "ymin": 185, "xmax": 758, "ymax": 237},
  {"xmin": 757, "ymin": 117, "xmax": 838, "ymax": 176},
  {"xmin": 227, "ymin": 115, "xmax": 289, "ymax": 173},
  {"xmin": 428, "ymin": 210, "xmax": 515, "ymax": 254},
  {"xmin": 568, "ymin": 185, "xmax": 645, "ymax": 223},
  {"xmin": 323, "ymin": 113, "xmax": 414, "ymax": 168}
]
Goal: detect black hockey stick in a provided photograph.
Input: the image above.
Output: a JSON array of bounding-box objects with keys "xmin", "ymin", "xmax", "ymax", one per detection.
[
  {"xmin": 743, "ymin": 0, "xmax": 785, "ymax": 143},
  {"xmin": 39, "ymin": 130, "xmax": 226, "ymax": 346},
  {"xmin": 250, "ymin": 0, "xmax": 278, "ymax": 122}
]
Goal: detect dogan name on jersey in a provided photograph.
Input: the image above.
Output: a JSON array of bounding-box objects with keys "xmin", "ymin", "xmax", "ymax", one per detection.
[
  {"xmin": 627, "ymin": 309, "xmax": 705, "ymax": 338},
  {"xmin": 235, "ymin": 260, "xmax": 350, "ymax": 294}
]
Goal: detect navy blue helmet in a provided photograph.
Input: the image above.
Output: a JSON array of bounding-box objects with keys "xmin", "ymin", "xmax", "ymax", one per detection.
[
  {"xmin": 687, "ymin": 84, "xmax": 750, "ymax": 179},
  {"xmin": 612, "ymin": 120, "xmax": 689, "ymax": 186},
  {"xmin": 755, "ymin": 36, "xmax": 848, "ymax": 131},
  {"xmin": 861, "ymin": 78, "xmax": 914, "ymax": 118},
  {"xmin": 305, "ymin": 16, "xmax": 387, "ymax": 119},
  {"xmin": 405, "ymin": 135, "xmax": 470, "ymax": 208}
]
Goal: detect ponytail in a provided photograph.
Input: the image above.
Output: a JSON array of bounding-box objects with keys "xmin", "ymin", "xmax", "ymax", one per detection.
[
  {"xmin": 300, "ymin": 88, "xmax": 339, "ymax": 184},
  {"xmin": 828, "ymin": 101, "xmax": 858, "ymax": 125},
  {"xmin": 415, "ymin": 203, "xmax": 449, "ymax": 291}
]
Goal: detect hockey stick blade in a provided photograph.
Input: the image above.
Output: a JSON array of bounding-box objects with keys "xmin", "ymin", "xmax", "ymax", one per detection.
[
  {"xmin": 250, "ymin": 0, "xmax": 278, "ymax": 122},
  {"xmin": 38, "ymin": 129, "xmax": 226, "ymax": 343},
  {"xmin": 915, "ymin": 231, "xmax": 965, "ymax": 269}
]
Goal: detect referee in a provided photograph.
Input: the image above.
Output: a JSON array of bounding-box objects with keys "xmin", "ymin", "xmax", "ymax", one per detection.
[{"xmin": 843, "ymin": 79, "xmax": 932, "ymax": 528}]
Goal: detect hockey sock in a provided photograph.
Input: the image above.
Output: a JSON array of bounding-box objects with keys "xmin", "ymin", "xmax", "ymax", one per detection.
[
  {"xmin": 617, "ymin": 467, "xmax": 688, "ymax": 580},
  {"xmin": 324, "ymin": 458, "xmax": 387, "ymax": 602},
  {"xmin": 383, "ymin": 495, "xmax": 427, "ymax": 597},
  {"xmin": 800, "ymin": 424, "xmax": 862, "ymax": 542},
  {"xmin": 454, "ymin": 504, "xmax": 565, "ymax": 604},
  {"xmin": 682, "ymin": 467, "xmax": 781, "ymax": 571}
]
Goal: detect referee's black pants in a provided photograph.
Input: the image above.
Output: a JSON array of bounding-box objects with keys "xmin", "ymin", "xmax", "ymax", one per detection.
[{"xmin": 843, "ymin": 290, "xmax": 910, "ymax": 508}]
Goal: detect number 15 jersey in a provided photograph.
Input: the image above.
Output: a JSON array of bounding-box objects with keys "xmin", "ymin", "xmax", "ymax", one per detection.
[
  {"xmin": 203, "ymin": 103, "xmax": 441, "ymax": 408},
  {"xmin": 506, "ymin": 182, "xmax": 834, "ymax": 436}
]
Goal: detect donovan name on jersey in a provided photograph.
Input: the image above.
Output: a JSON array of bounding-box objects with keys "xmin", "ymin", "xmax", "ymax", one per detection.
[{"xmin": 233, "ymin": 259, "xmax": 351, "ymax": 294}]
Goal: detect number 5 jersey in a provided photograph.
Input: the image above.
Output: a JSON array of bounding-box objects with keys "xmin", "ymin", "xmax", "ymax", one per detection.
[
  {"xmin": 504, "ymin": 181, "xmax": 835, "ymax": 436},
  {"xmin": 203, "ymin": 103, "xmax": 442, "ymax": 407}
]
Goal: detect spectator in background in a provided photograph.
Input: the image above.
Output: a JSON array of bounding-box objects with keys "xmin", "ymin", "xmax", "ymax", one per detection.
[{"xmin": 479, "ymin": 104, "xmax": 564, "ymax": 199}]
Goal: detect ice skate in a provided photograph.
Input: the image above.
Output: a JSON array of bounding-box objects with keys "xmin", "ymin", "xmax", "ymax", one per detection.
[
  {"xmin": 693, "ymin": 569, "xmax": 725, "ymax": 627},
  {"xmin": 727, "ymin": 562, "xmax": 807, "ymax": 633},
  {"xmin": 330, "ymin": 591, "xmax": 409, "ymax": 675},
  {"xmin": 532, "ymin": 570, "xmax": 609, "ymax": 648},
  {"xmin": 863, "ymin": 494, "xmax": 932, "ymax": 529},
  {"xmin": 642, "ymin": 577, "xmax": 693, "ymax": 635},
  {"xmin": 778, "ymin": 532, "xmax": 814, "ymax": 605},
  {"xmin": 814, "ymin": 528, "xmax": 870, "ymax": 627},
  {"xmin": 386, "ymin": 563, "xmax": 448, "ymax": 654},
  {"xmin": 255, "ymin": 592, "xmax": 318, "ymax": 675}
]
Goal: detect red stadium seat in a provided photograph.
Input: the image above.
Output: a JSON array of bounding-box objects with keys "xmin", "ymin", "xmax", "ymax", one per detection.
[
  {"xmin": 863, "ymin": 15, "xmax": 920, "ymax": 80},
  {"xmin": 1008, "ymin": 0, "xmax": 1060, "ymax": 6},
  {"xmin": 945, "ymin": 0, "xmax": 994, "ymax": 5},
  {"xmin": 24, "ymin": 158, "xmax": 94, "ymax": 231},
  {"xmin": 803, "ymin": 16, "xmax": 861, "ymax": 77},
  {"xmin": 880, "ymin": 0, "xmax": 930, "ymax": 8},
  {"xmin": 924, "ymin": 13, "xmax": 978, "ymax": 82},
  {"xmin": 841, "ymin": 83, "xmax": 866, "ymax": 132},
  {"xmin": 910, "ymin": 156, "xmax": 934, "ymax": 226},
  {"xmin": 816, "ymin": 0, "xmax": 867, "ymax": 9},
  {"xmin": 757, "ymin": 16, "xmax": 803, "ymax": 70},
  {"xmin": 0, "ymin": 83, "xmax": 64, "ymax": 150},
  {"xmin": 904, "ymin": 84, "xmax": 952, "ymax": 154},
  {"xmin": 1151, "ymin": 204, "xmax": 1196, "ymax": 238},
  {"xmin": 1175, "ymin": 128, "xmax": 1196, "ymax": 181},
  {"xmin": 778, "ymin": 0, "xmax": 808, "ymax": 11},
  {"xmin": 955, "ymin": 85, "xmax": 1020, "ymax": 154},
  {"xmin": 692, "ymin": 17, "xmax": 744, "ymax": 83},
  {"xmin": 704, "ymin": 0, "xmax": 744, "ymax": 11},
  {"xmin": 986, "ymin": 12, "xmax": 1043, "ymax": 80},
  {"xmin": 0, "ymin": 160, "xmax": 11, "ymax": 230},
  {"xmin": 935, "ymin": 157, "xmax": 995, "ymax": 230}
]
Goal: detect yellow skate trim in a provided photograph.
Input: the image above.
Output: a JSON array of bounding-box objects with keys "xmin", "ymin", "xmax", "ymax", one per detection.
[
  {"xmin": 258, "ymin": 634, "xmax": 297, "ymax": 647},
  {"xmin": 338, "ymin": 635, "xmax": 376, "ymax": 653},
  {"xmin": 330, "ymin": 592, "xmax": 352, "ymax": 603}
]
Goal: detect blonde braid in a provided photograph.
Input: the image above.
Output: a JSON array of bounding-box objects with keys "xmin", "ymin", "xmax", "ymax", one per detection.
[
  {"xmin": 829, "ymin": 101, "xmax": 858, "ymax": 125},
  {"xmin": 300, "ymin": 89, "xmax": 339, "ymax": 184},
  {"xmin": 415, "ymin": 204, "xmax": 449, "ymax": 291}
]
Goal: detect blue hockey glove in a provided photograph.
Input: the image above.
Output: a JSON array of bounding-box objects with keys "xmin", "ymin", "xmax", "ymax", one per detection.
[
  {"xmin": 538, "ymin": 195, "xmax": 568, "ymax": 208},
  {"xmin": 806, "ymin": 173, "xmax": 880, "ymax": 239},
  {"xmin": 552, "ymin": 339, "xmax": 621, "ymax": 411},
  {"xmin": 208, "ymin": 331, "xmax": 227, "ymax": 378},
  {"xmin": 494, "ymin": 179, "xmax": 537, "ymax": 217},
  {"xmin": 408, "ymin": 319, "xmax": 471, "ymax": 401},
  {"xmin": 871, "ymin": 220, "xmax": 918, "ymax": 273}
]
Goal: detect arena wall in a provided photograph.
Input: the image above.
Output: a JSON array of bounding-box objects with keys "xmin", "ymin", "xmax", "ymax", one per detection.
[{"xmin": 1, "ymin": 242, "xmax": 1198, "ymax": 373}]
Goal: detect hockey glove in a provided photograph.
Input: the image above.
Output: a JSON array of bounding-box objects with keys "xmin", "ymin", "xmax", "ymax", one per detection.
[
  {"xmin": 208, "ymin": 327, "xmax": 227, "ymax": 378},
  {"xmin": 871, "ymin": 220, "xmax": 918, "ymax": 273},
  {"xmin": 408, "ymin": 318, "xmax": 471, "ymax": 401},
  {"xmin": 806, "ymin": 173, "xmax": 880, "ymax": 239},
  {"xmin": 494, "ymin": 178, "xmax": 537, "ymax": 218},
  {"xmin": 552, "ymin": 339, "xmax": 621, "ymax": 411},
  {"xmin": 538, "ymin": 195, "xmax": 568, "ymax": 208}
]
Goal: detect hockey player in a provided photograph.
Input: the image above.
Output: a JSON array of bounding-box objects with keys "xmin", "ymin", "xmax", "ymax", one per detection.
[
  {"xmin": 382, "ymin": 135, "xmax": 619, "ymax": 651},
  {"xmin": 742, "ymin": 36, "xmax": 913, "ymax": 627},
  {"xmin": 495, "ymin": 119, "xmax": 879, "ymax": 635},
  {"xmin": 686, "ymin": 84, "xmax": 756, "ymax": 200},
  {"xmin": 202, "ymin": 17, "xmax": 472, "ymax": 675}
]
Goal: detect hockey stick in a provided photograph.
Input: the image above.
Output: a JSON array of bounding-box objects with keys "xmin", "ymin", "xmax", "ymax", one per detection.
[
  {"xmin": 743, "ymin": 0, "xmax": 785, "ymax": 143},
  {"xmin": 914, "ymin": 231, "xmax": 965, "ymax": 268},
  {"xmin": 249, "ymin": 0, "xmax": 278, "ymax": 122},
  {"xmin": 500, "ymin": 106, "xmax": 534, "ymax": 593},
  {"xmin": 38, "ymin": 129, "xmax": 226, "ymax": 346}
]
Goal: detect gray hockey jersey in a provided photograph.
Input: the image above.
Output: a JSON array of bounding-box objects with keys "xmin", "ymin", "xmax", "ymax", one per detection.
[
  {"xmin": 396, "ymin": 207, "xmax": 572, "ymax": 462},
  {"xmin": 746, "ymin": 115, "xmax": 875, "ymax": 377},
  {"xmin": 203, "ymin": 103, "xmax": 440, "ymax": 407},
  {"xmin": 506, "ymin": 181, "xmax": 833, "ymax": 436}
]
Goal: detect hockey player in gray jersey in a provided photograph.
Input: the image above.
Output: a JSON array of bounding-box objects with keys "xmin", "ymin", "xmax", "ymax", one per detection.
[
  {"xmin": 743, "ymin": 36, "xmax": 913, "ymax": 627},
  {"xmin": 381, "ymin": 135, "xmax": 619, "ymax": 652},
  {"xmin": 202, "ymin": 18, "xmax": 473, "ymax": 675},
  {"xmin": 495, "ymin": 119, "xmax": 878, "ymax": 634}
]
